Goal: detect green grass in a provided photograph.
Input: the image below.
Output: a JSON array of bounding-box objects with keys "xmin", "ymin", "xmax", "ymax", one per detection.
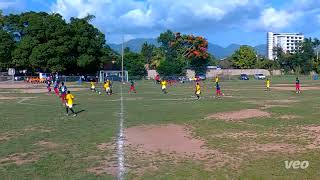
[{"xmin": 0, "ymin": 77, "xmax": 320, "ymax": 179}]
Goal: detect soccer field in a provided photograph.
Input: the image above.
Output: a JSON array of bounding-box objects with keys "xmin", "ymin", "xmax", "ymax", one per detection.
[{"xmin": 1, "ymin": 77, "xmax": 320, "ymax": 179}]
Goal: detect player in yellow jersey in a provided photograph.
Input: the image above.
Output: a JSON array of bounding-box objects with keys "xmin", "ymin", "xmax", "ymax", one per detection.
[
  {"xmin": 195, "ymin": 82, "xmax": 201, "ymax": 99},
  {"xmin": 65, "ymin": 91, "xmax": 77, "ymax": 117},
  {"xmin": 104, "ymin": 80, "xmax": 111, "ymax": 95},
  {"xmin": 90, "ymin": 80, "xmax": 96, "ymax": 92},
  {"xmin": 161, "ymin": 79, "xmax": 167, "ymax": 94},
  {"xmin": 215, "ymin": 76, "xmax": 219, "ymax": 83},
  {"xmin": 266, "ymin": 78, "xmax": 270, "ymax": 91}
]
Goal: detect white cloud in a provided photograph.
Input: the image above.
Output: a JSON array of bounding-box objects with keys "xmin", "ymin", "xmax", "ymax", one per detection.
[
  {"xmin": 50, "ymin": 0, "xmax": 264, "ymax": 42},
  {"xmin": 49, "ymin": 0, "xmax": 320, "ymax": 43},
  {"xmin": 255, "ymin": 8, "xmax": 300, "ymax": 30}
]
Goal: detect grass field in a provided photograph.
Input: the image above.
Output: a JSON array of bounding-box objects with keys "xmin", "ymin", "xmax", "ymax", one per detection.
[{"xmin": 1, "ymin": 76, "xmax": 320, "ymax": 179}]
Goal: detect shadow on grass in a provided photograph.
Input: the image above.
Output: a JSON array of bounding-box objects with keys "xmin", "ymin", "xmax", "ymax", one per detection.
[{"xmin": 75, "ymin": 109, "xmax": 85, "ymax": 114}]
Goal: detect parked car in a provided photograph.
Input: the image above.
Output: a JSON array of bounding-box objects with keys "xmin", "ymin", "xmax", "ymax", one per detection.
[
  {"xmin": 240, "ymin": 74, "xmax": 249, "ymax": 80},
  {"xmin": 14, "ymin": 76, "xmax": 24, "ymax": 81},
  {"xmin": 85, "ymin": 76, "xmax": 98, "ymax": 82},
  {"xmin": 195, "ymin": 73, "xmax": 206, "ymax": 80},
  {"xmin": 254, "ymin": 74, "xmax": 266, "ymax": 80},
  {"xmin": 178, "ymin": 76, "xmax": 189, "ymax": 83}
]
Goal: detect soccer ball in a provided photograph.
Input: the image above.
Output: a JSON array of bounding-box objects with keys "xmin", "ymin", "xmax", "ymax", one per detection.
[{"xmin": 98, "ymin": 92, "xmax": 101, "ymax": 95}]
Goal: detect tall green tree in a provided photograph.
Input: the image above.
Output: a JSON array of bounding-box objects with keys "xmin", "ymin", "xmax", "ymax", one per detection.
[
  {"xmin": 0, "ymin": 10, "xmax": 3, "ymax": 26},
  {"xmin": 157, "ymin": 30, "xmax": 177, "ymax": 60},
  {"xmin": 141, "ymin": 42, "xmax": 155, "ymax": 65},
  {"xmin": 273, "ymin": 38, "xmax": 320, "ymax": 74},
  {"xmin": 231, "ymin": 45, "xmax": 257, "ymax": 69},
  {"xmin": 150, "ymin": 48, "xmax": 164, "ymax": 69},
  {"xmin": 122, "ymin": 47, "xmax": 146, "ymax": 79},
  {"xmin": 3, "ymin": 12, "xmax": 112, "ymax": 74},
  {"xmin": 0, "ymin": 29, "xmax": 15, "ymax": 69}
]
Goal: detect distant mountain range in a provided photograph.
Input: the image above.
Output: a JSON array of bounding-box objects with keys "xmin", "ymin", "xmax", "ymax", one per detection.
[{"xmin": 108, "ymin": 38, "xmax": 266, "ymax": 59}]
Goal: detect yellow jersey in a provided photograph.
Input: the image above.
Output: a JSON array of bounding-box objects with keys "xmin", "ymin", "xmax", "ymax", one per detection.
[
  {"xmin": 215, "ymin": 77, "xmax": 219, "ymax": 83},
  {"xmin": 104, "ymin": 82, "xmax": 110, "ymax": 89},
  {"xmin": 161, "ymin": 81, "xmax": 167, "ymax": 87},
  {"xmin": 90, "ymin": 82, "xmax": 95, "ymax": 88},
  {"xmin": 266, "ymin": 80, "xmax": 270, "ymax": 87},
  {"xmin": 196, "ymin": 84, "xmax": 201, "ymax": 94},
  {"xmin": 65, "ymin": 94, "xmax": 74, "ymax": 105}
]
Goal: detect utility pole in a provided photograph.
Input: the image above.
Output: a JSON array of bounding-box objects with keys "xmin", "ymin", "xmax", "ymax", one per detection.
[{"xmin": 121, "ymin": 35, "xmax": 124, "ymax": 83}]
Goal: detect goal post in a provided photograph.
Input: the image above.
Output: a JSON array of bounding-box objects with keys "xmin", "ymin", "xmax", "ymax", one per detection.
[{"xmin": 98, "ymin": 70, "xmax": 129, "ymax": 83}]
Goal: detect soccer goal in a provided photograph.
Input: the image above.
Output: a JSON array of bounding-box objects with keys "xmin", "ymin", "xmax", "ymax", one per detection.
[{"xmin": 98, "ymin": 70, "xmax": 129, "ymax": 83}]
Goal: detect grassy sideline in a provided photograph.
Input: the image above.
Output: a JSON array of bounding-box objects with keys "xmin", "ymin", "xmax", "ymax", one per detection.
[{"xmin": 0, "ymin": 76, "xmax": 320, "ymax": 179}]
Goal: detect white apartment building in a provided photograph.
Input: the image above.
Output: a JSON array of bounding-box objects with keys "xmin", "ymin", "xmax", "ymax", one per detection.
[{"xmin": 267, "ymin": 32, "xmax": 304, "ymax": 60}]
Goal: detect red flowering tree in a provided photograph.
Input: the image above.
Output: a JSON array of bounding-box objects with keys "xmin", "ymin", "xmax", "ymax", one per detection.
[{"xmin": 169, "ymin": 32, "xmax": 210, "ymax": 73}]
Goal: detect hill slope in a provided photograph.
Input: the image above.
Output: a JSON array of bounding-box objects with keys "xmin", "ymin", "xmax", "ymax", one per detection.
[{"xmin": 108, "ymin": 38, "xmax": 266, "ymax": 59}]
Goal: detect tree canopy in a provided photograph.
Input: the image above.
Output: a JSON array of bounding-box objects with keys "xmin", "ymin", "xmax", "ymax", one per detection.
[
  {"xmin": 1, "ymin": 12, "xmax": 117, "ymax": 74},
  {"xmin": 273, "ymin": 38, "xmax": 320, "ymax": 74},
  {"xmin": 231, "ymin": 45, "xmax": 257, "ymax": 69},
  {"xmin": 156, "ymin": 30, "xmax": 211, "ymax": 76}
]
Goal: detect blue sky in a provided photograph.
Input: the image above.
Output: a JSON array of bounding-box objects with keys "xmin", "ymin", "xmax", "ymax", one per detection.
[{"xmin": 1, "ymin": 0, "xmax": 320, "ymax": 46}]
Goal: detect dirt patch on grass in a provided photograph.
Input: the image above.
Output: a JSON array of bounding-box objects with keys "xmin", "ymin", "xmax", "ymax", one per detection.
[
  {"xmin": 267, "ymin": 99, "xmax": 299, "ymax": 103},
  {"xmin": 0, "ymin": 153, "xmax": 39, "ymax": 166},
  {"xmin": 89, "ymin": 124, "xmax": 237, "ymax": 177},
  {"xmin": 23, "ymin": 126, "xmax": 53, "ymax": 133},
  {"xmin": 0, "ymin": 126, "xmax": 52, "ymax": 142},
  {"xmin": 212, "ymin": 131, "xmax": 258, "ymax": 139},
  {"xmin": 0, "ymin": 96, "xmax": 36, "ymax": 100},
  {"xmin": 301, "ymin": 126, "xmax": 320, "ymax": 149},
  {"xmin": 244, "ymin": 143, "xmax": 302, "ymax": 154},
  {"xmin": 272, "ymin": 86, "xmax": 320, "ymax": 91},
  {"xmin": 97, "ymin": 142, "xmax": 114, "ymax": 151},
  {"xmin": 125, "ymin": 124, "xmax": 236, "ymax": 174},
  {"xmin": 279, "ymin": 115, "xmax": 301, "ymax": 120},
  {"xmin": 87, "ymin": 157, "xmax": 118, "ymax": 176},
  {"xmin": 0, "ymin": 82, "xmax": 43, "ymax": 89},
  {"xmin": 206, "ymin": 109, "xmax": 271, "ymax": 121},
  {"xmin": 19, "ymin": 89, "xmax": 48, "ymax": 93},
  {"xmin": 125, "ymin": 124, "xmax": 218, "ymax": 158},
  {"xmin": 35, "ymin": 141, "xmax": 60, "ymax": 149},
  {"xmin": 254, "ymin": 143, "xmax": 299, "ymax": 153},
  {"xmin": 303, "ymin": 126, "xmax": 320, "ymax": 132},
  {"xmin": 0, "ymin": 132, "xmax": 22, "ymax": 141},
  {"xmin": 88, "ymin": 142, "xmax": 118, "ymax": 176},
  {"xmin": 274, "ymin": 84, "xmax": 294, "ymax": 86},
  {"xmin": 260, "ymin": 104, "xmax": 290, "ymax": 110}
]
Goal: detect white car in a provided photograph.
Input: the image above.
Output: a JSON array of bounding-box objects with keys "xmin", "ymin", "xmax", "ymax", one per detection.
[{"xmin": 254, "ymin": 74, "xmax": 266, "ymax": 80}]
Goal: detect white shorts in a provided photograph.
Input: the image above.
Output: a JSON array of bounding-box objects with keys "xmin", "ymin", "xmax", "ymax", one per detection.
[
  {"xmin": 162, "ymin": 86, "xmax": 166, "ymax": 90},
  {"xmin": 66, "ymin": 103, "xmax": 73, "ymax": 108},
  {"xmin": 105, "ymin": 87, "xmax": 110, "ymax": 92}
]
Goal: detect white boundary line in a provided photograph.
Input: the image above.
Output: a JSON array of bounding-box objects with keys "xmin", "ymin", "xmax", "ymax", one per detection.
[
  {"xmin": 117, "ymin": 85, "xmax": 125, "ymax": 180},
  {"xmin": 17, "ymin": 98, "xmax": 51, "ymax": 106}
]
